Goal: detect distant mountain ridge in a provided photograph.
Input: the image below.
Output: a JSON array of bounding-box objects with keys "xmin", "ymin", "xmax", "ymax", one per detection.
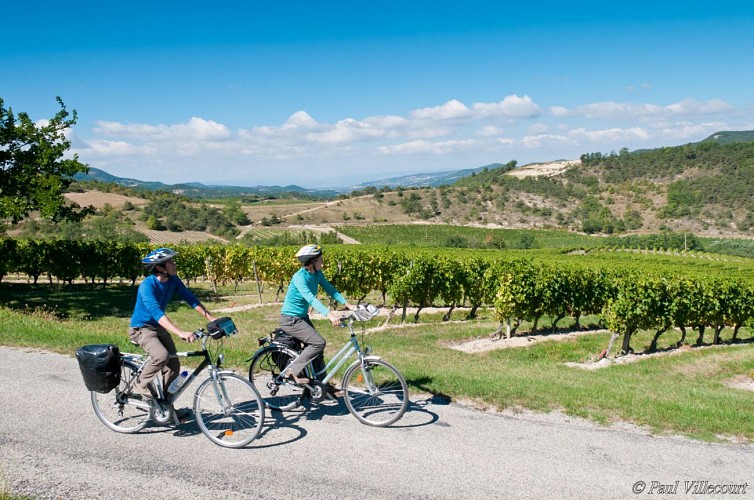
[
  {"xmin": 73, "ymin": 164, "xmax": 499, "ymax": 198},
  {"xmin": 349, "ymin": 164, "xmax": 501, "ymax": 189},
  {"xmin": 73, "ymin": 168, "xmax": 339, "ymax": 198}
]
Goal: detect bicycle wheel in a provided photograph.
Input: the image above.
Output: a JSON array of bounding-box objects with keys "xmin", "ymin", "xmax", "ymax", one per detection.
[
  {"xmin": 248, "ymin": 345, "xmax": 304, "ymax": 411},
  {"xmin": 193, "ymin": 372, "xmax": 265, "ymax": 448},
  {"xmin": 342, "ymin": 359, "xmax": 409, "ymax": 427},
  {"xmin": 91, "ymin": 361, "xmax": 150, "ymax": 433}
]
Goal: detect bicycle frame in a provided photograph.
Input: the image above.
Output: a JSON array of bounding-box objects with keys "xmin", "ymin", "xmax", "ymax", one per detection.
[
  {"xmin": 299, "ymin": 319, "xmax": 378, "ymax": 388},
  {"xmin": 121, "ymin": 334, "xmax": 224, "ymax": 406}
]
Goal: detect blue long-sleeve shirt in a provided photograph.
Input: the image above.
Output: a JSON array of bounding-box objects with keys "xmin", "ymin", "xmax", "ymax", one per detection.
[
  {"xmin": 130, "ymin": 274, "xmax": 202, "ymax": 328},
  {"xmin": 281, "ymin": 268, "xmax": 346, "ymax": 318}
]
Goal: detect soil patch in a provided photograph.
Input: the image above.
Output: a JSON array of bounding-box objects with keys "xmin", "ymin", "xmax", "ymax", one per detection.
[
  {"xmin": 64, "ymin": 190, "xmax": 148, "ymax": 209},
  {"xmin": 725, "ymin": 375, "xmax": 754, "ymax": 392},
  {"xmin": 449, "ymin": 328, "xmax": 607, "ymax": 354},
  {"xmin": 507, "ymin": 159, "xmax": 580, "ymax": 178}
]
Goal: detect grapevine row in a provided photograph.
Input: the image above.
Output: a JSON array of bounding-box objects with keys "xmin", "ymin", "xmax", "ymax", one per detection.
[{"xmin": 2, "ymin": 238, "xmax": 753, "ymax": 353}]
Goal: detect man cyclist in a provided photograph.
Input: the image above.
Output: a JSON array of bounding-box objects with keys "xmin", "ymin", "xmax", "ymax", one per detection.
[
  {"xmin": 280, "ymin": 244, "xmax": 353, "ymax": 396},
  {"xmin": 129, "ymin": 247, "xmax": 215, "ymax": 402}
]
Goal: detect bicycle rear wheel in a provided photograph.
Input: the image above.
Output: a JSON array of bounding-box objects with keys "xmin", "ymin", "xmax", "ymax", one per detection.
[
  {"xmin": 343, "ymin": 359, "xmax": 409, "ymax": 427},
  {"xmin": 91, "ymin": 361, "xmax": 150, "ymax": 433},
  {"xmin": 193, "ymin": 372, "xmax": 265, "ymax": 448},
  {"xmin": 248, "ymin": 345, "xmax": 304, "ymax": 411}
]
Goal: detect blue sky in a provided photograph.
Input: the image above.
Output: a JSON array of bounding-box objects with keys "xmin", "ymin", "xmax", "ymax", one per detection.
[{"xmin": 3, "ymin": 1, "xmax": 754, "ymax": 188}]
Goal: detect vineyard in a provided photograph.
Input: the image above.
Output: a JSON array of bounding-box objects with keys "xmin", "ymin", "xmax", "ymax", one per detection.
[{"xmin": 3, "ymin": 237, "xmax": 754, "ymax": 356}]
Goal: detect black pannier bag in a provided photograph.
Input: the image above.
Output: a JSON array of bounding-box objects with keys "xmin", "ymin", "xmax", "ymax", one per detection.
[
  {"xmin": 271, "ymin": 328, "xmax": 303, "ymax": 372},
  {"xmin": 76, "ymin": 344, "xmax": 122, "ymax": 393}
]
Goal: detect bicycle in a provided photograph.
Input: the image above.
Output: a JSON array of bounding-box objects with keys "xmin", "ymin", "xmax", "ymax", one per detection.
[
  {"xmin": 248, "ymin": 304, "xmax": 409, "ymax": 427},
  {"xmin": 89, "ymin": 318, "xmax": 265, "ymax": 448}
]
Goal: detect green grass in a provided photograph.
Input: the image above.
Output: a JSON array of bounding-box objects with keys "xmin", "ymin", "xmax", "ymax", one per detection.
[{"xmin": 2, "ymin": 281, "xmax": 753, "ymax": 442}]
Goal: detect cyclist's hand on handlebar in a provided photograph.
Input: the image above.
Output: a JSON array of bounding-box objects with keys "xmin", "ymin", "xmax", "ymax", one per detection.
[
  {"xmin": 179, "ymin": 331, "xmax": 196, "ymax": 343},
  {"xmin": 327, "ymin": 311, "xmax": 342, "ymax": 327}
]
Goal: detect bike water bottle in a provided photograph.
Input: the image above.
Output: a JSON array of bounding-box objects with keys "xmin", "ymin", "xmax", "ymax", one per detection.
[{"xmin": 168, "ymin": 370, "xmax": 189, "ymax": 394}]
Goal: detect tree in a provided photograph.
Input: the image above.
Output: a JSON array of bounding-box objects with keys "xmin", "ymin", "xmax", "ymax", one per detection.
[{"xmin": 0, "ymin": 97, "xmax": 92, "ymax": 224}]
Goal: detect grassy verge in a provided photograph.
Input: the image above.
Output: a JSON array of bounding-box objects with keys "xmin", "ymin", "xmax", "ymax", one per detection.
[{"xmin": 1, "ymin": 282, "xmax": 753, "ymax": 442}]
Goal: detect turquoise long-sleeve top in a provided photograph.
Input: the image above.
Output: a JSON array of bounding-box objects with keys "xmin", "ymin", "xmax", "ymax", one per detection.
[
  {"xmin": 130, "ymin": 274, "xmax": 201, "ymax": 328},
  {"xmin": 281, "ymin": 268, "xmax": 346, "ymax": 318}
]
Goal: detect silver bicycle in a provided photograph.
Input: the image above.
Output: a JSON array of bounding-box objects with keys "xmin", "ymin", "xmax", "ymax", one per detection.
[
  {"xmin": 91, "ymin": 319, "xmax": 265, "ymax": 448},
  {"xmin": 248, "ymin": 304, "xmax": 409, "ymax": 427}
]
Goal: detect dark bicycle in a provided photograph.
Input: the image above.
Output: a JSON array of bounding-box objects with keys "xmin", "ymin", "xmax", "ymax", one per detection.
[{"xmin": 83, "ymin": 318, "xmax": 265, "ymax": 448}]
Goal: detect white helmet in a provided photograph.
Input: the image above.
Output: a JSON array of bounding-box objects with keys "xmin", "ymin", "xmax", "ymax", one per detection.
[{"xmin": 295, "ymin": 244, "xmax": 322, "ymax": 265}]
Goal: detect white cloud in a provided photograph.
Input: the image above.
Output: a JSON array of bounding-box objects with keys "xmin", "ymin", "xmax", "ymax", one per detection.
[
  {"xmin": 477, "ymin": 125, "xmax": 505, "ymax": 137},
  {"xmin": 527, "ymin": 123, "xmax": 550, "ymax": 134},
  {"xmin": 410, "ymin": 95, "xmax": 541, "ymax": 122},
  {"xmin": 552, "ymin": 98, "xmax": 735, "ymax": 119},
  {"xmin": 521, "ymin": 134, "xmax": 572, "ymax": 148},
  {"xmin": 471, "ymin": 95, "xmax": 541, "ymax": 119},
  {"xmin": 379, "ymin": 139, "xmax": 479, "ymax": 155},
  {"xmin": 569, "ymin": 127, "xmax": 650, "ymax": 143},
  {"xmin": 658, "ymin": 121, "xmax": 729, "ymax": 141},
  {"xmin": 86, "ymin": 140, "xmax": 144, "ymax": 156},
  {"xmin": 411, "ymin": 99, "xmax": 472, "ymax": 121},
  {"xmin": 94, "ymin": 117, "xmax": 231, "ymax": 141},
  {"xmin": 308, "ymin": 118, "xmax": 387, "ymax": 144}
]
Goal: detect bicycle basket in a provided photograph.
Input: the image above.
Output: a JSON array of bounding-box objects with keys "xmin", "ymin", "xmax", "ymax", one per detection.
[
  {"xmin": 75, "ymin": 344, "xmax": 122, "ymax": 393},
  {"xmin": 206, "ymin": 317, "xmax": 237, "ymax": 339},
  {"xmin": 352, "ymin": 303, "xmax": 380, "ymax": 321}
]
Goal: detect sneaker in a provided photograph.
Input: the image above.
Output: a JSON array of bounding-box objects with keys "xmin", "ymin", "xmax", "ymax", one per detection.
[
  {"xmin": 287, "ymin": 373, "xmax": 310, "ymax": 385},
  {"xmin": 132, "ymin": 385, "xmax": 154, "ymax": 402},
  {"xmin": 327, "ymin": 384, "xmax": 344, "ymax": 398}
]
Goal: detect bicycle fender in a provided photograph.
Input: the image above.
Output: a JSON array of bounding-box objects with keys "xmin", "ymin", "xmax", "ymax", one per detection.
[
  {"xmin": 363, "ymin": 355, "xmax": 382, "ymax": 362},
  {"xmin": 245, "ymin": 347, "xmax": 267, "ymax": 363}
]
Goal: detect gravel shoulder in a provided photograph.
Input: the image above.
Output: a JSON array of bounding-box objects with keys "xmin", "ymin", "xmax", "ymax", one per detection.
[{"xmin": 1, "ymin": 346, "xmax": 752, "ymax": 500}]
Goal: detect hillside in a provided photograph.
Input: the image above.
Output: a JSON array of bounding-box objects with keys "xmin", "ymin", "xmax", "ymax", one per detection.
[{"xmin": 43, "ymin": 131, "xmax": 754, "ymax": 245}]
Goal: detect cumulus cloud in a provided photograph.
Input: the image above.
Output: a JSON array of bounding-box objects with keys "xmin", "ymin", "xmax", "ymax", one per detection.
[
  {"xmin": 410, "ymin": 95, "xmax": 541, "ymax": 122},
  {"xmin": 95, "ymin": 117, "xmax": 232, "ymax": 141},
  {"xmin": 378, "ymin": 139, "xmax": 479, "ymax": 155},
  {"xmin": 569, "ymin": 127, "xmax": 650, "ymax": 143},
  {"xmin": 411, "ymin": 99, "xmax": 472, "ymax": 121},
  {"xmin": 471, "ymin": 95, "xmax": 541, "ymax": 119},
  {"xmin": 521, "ymin": 134, "xmax": 573, "ymax": 148},
  {"xmin": 552, "ymin": 98, "xmax": 735, "ymax": 119},
  {"xmin": 477, "ymin": 125, "xmax": 505, "ymax": 137},
  {"xmin": 658, "ymin": 121, "xmax": 729, "ymax": 141}
]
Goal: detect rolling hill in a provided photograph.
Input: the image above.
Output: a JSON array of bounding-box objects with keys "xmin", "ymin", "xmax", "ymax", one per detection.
[{"xmin": 55, "ymin": 130, "xmax": 754, "ymax": 245}]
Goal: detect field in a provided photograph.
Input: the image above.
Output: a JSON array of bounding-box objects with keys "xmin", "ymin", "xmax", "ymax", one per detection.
[{"xmin": 1, "ymin": 261, "xmax": 753, "ymax": 442}]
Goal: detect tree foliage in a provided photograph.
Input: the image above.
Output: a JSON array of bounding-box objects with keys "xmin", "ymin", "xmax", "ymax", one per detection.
[{"xmin": 0, "ymin": 97, "xmax": 92, "ymax": 224}]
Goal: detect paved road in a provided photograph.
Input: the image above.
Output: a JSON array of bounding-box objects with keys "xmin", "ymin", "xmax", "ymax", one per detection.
[{"xmin": 1, "ymin": 346, "xmax": 751, "ymax": 500}]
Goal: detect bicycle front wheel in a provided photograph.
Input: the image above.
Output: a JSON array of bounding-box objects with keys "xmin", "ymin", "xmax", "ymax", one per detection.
[
  {"xmin": 91, "ymin": 361, "xmax": 150, "ymax": 433},
  {"xmin": 193, "ymin": 372, "xmax": 265, "ymax": 448},
  {"xmin": 342, "ymin": 358, "xmax": 409, "ymax": 427},
  {"xmin": 248, "ymin": 346, "xmax": 304, "ymax": 411}
]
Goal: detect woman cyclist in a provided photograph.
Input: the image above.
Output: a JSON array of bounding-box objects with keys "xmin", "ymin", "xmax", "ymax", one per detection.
[{"xmin": 280, "ymin": 244, "xmax": 353, "ymax": 395}]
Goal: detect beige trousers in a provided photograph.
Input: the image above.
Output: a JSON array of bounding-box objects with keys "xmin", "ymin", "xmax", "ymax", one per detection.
[{"xmin": 129, "ymin": 325, "xmax": 180, "ymax": 394}]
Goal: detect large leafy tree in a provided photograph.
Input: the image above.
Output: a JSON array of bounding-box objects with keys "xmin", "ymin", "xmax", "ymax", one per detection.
[{"xmin": 0, "ymin": 97, "xmax": 92, "ymax": 224}]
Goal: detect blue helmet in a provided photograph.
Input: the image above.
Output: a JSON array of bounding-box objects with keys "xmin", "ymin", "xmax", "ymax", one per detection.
[{"xmin": 142, "ymin": 248, "xmax": 177, "ymax": 273}]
